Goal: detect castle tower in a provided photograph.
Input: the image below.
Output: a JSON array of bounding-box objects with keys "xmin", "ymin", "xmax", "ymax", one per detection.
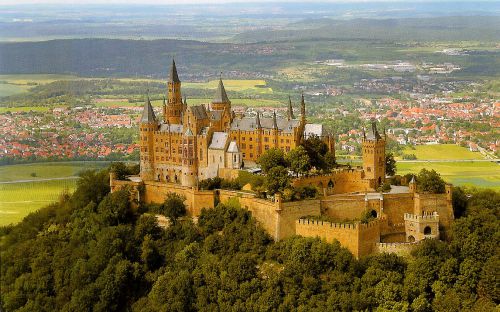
[
  {"xmin": 362, "ymin": 120, "xmax": 386, "ymax": 187},
  {"xmin": 181, "ymin": 127, "xmax": 197, "ymax": 187},
  {"xmin": 166, "ymin": 59, "xmax": 184, "ymax": 124},
  {"xmin": 140, "ymin": 94, "xmax": 157, "ymax": 181},
  {"xmin": 287, "ymin": 95, "xmax": 295, "ymax": 120}
]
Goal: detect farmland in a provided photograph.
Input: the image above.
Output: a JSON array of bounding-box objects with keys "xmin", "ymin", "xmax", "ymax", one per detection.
[
  {"xmin": 401, "ymin": 144, "xmax": 484, "ymax": 160},
  {"xmin": 397, "ymin": 161, "xmax": 500, "ymax": 191},
  {"xmin": 0, "ymin": 161, "xmax": 111, "ymax": 225},
  {"xmin": 0, "ymin": 179, "xmax": 77, "ymax": 226}
]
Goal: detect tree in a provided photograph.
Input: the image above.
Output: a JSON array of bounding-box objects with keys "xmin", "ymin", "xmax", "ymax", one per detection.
[
  {"xmin": 385, "ymin": 152, "xmax": 396, "ymax": 176},
  {"xmin": 160, "ymin": 193, "xmax": 186, "ymax": 223},
  {"xmin": 417, "ymin": 169, "xmax": 446, "ymax": 194},
  {"xmin": 265, "ymin": 166, "xmax": 290, "ymax": 195},
  {"xmin": 286, "ymin": 146, "xmax": 311, "ymax": 176},
  {"xmin": 301, "ymin": 135, "xmax": 328, "ymax": 170},
  {"xmin": 257, "ymin": 148, "xmax": 287, "ymax": 173}
]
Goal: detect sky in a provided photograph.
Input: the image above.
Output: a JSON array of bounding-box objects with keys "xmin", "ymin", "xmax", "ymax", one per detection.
[{"xmin": 0, "ymin": 0, "xmax": 489, "ymax": 4}]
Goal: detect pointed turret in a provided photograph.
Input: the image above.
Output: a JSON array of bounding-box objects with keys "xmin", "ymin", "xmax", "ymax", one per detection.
[
  {"xmin": 256, "ymin": 111, "xmax": 262, "ymax": 129},
  {"xmin": 272, "ymin": 110, "xmax": 278, "ymax": 129},
  {"xmin": 141, "ymin": 93, "xmax": 156, "ymax": 123},
  {"xmin": 366, "ymin": 119, "xmax": 382, "ymax": 141},
  {"xmin": 169, "ymin": 58, "xmax": 180, "ymax": 83},
  {"xmin": 162, "ymin": 96, "xmax": 167, "ymax": 122},
  {"xmin": 212, "ymin": 78, "xmax": 230, "ymax": 104},
  {"xmin": 287, "ymin": 95, "xmax": 295, "ymax": 120},
  {"xmin": 183, "ymin": 96, "xmax": 188, "ymax": 112},
  {"xmin": 300, "ymin": 93, "xmax": 306, "ymax": 124}
]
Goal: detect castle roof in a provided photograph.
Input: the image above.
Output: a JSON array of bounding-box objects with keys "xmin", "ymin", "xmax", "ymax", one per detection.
[
  {"xmin": 209, "ymin": 132, "xmax": 228, "ymax": 150},
  {"xmin": 230, "ymin": 114, "xmax": 301, "ymax": 133},
  {"xmin": 212, "ymin": 78, "xmax": 230, "ymax": 104},
  {"xmin": 304, "ymin": 124, "xmax": 324, "ymax": 138},
  {"xmin": 159, "ymin": 123, "xmax": 183, "ymax": 133},
  {"xmin": 366, "ymin": 120, "xmax": 382, "ymax": 140},
  {"xmin": 141, "ymin": 95, "xmax": 157, "ymax": 123},
  {"xmin": 169, "ymin": 59, "xmax": 180, "ymax": 83},
  {"xmin": 189, "ymin": 105, "xmax": 208, "ymax": 120},
  {"xmin": 227, "ymin": 141, "xmax": 239, "ymax": 153}
]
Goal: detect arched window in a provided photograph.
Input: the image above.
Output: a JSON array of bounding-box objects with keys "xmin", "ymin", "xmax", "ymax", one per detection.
[
  {"xmin": 424, "ymin": 226, "xmax": 432, "ymax": 235},
  {"xmin": 408, "ymin": 235, "xmax": 415, "ymax": 242},
  {"xmin": 370, "ymin": 210, "xmax": 378, "ymax": 218}
]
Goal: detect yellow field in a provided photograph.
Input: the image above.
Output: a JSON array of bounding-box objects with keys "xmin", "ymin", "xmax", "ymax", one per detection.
[{"xmin": 401, "ymin": 144, "xmax": 484, "ymax": 160}]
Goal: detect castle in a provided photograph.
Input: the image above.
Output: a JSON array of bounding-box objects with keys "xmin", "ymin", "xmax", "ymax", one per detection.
[
  {"xmin": 139, "ymin": 59, "xmax": 333, "ymax": 187},
  {"xmin": 112, "ymin": 60, "xmax": 454, "ymax": 258}
]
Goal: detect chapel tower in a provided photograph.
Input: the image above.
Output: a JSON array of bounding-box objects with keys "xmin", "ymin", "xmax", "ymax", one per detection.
[{"xmin": 166, "ymin": 59, "xmax": 184, "ymax": 124}]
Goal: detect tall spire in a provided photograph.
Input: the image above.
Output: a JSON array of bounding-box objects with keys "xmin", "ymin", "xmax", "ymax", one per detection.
[
  {"xmin": 141, "ymin": 92, "xmax": 156, "ymax": 123},
  {"xmin": 162, "ymin": 96, "xmax": 167, "ymax": 122},
  {"xmin": 169, "ymin": 58, "xmax": 180, "ymax": 83},
  {"xmin": 213, "ymin": 77, "xmax": 230, "ymax": 104},
  {"xmin": 300, "ymin": 93, "xmax": 306, "ymax": 124},
  {"xmin": 272, "ymin": 110, "xmax": 278, "ymax": 129},
  {"xmin": 256, "ymin": 111, "xmax": 262, "ymax": 129},
  {"xmin": 287, "ymin": 95, "xmax": 295, "ymax": 120}
]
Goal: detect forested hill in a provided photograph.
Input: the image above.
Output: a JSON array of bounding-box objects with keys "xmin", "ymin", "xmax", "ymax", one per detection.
[
  {"xmin": 0, "ymin": 39, "xmax": 231, "ymax": 77},
  {"xmin": 0, "ymin": 166, "xmax": 499, "ymax": 311},
  {"xmin": 233, "ymin": 16, "xmax": 500, "ymax": 43}
]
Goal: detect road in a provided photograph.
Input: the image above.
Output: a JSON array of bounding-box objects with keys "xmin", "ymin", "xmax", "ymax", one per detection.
[{"xmin": 0, "ymin": 176, "xmax": 79, "ymax": 184}]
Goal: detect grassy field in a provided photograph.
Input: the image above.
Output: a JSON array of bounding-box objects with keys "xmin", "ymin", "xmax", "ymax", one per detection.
[
  {"xmin": 401, "ymin": 144, "xmax": 484, "ymax": 160},
  {"xmin": 397, "ymin": 161, "xmax": 500, "ymax": 191},
  {"xmin": 0, "ymin": 161, "xmax": 111, "ymax": 226},
  {"xmin": 0, "ymin": 161, "xmax": 110, "ymax": 182},
  {"xmin": 0, "ymin": 179, "xmax": 77, "ymax": 226}
]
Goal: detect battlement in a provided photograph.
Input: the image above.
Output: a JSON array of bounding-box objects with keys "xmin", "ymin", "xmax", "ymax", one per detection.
[
  {"xmin": 297, "ymin": 218, "xmax": 358, "ymax": 230},
  {"xmin": 404, "ymin": 212, "xmax": 439, "ymax": 221},
  {"xmin": 375, "ymin": 241, "xmax": 421, "ymax": 257}
]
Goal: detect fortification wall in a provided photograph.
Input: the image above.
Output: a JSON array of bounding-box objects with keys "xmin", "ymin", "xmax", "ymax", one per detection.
[
  {"xmin": 375, "ymin": 242, "xmax": 421, "ymax": 257},
  {"xmin": 382, "ymin": 193, "xmax": 415, "ymax": 225},
  {"xmin": 321, "ymin": 194, "xmax": 366, "ymax": 220},
  {"xmin": 278, "ymin": 200, "xmax": 321, "ymax": 240},
  {"xmin": 218, "ymin": 190, "xmax": 279, "ymax": 239},
  {"xmin": 358, "ymin": 220, "xmax": 381, "ymax": 256},
  {"xmin": 296, "ymin": 219, "xmax": 360, "ymax": 257},
  {"xmin": 142, "ymin": 181, "xmax": 215, "ymax": 216},
  {"xmin": 414, "ymin": 193, "xmax": 453, "ymax": 229},
  {"xmin": 292, "ymin": 169, "xmax": 374, "ymax": 195}
]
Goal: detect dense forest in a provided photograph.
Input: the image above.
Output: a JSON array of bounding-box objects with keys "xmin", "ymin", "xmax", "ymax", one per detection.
[{"xmin": 0, "ymin": 167, "xmax": 498, "ymax": 311}]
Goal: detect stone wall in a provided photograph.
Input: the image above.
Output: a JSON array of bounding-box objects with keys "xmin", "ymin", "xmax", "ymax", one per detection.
[
  {"xmin": 218, "ymin": 190, "xmax": 279, "ymax": 239},
  {"xmin": 295, "ymin": 218, "xmax": 380, "ymax": 258},
  {"xmin": 375, "ymin": 241, "xmax": 421, "ymax": 257},
  {"xmin": 292, "ymin": 169, "xmax": 374, "ymax": 195},
  {"xmin": 142, "ymin": 181, "xmax": 215, "ymax": 216},
  {"xmin": 278, "ymin": 200, "xmax": 321, "ymax": 240}
]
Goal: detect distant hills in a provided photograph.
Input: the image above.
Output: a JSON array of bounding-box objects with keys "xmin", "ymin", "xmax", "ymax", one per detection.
[{"xmin": 233, "ymin": 16, "xmax": 500, "ymax": 43}]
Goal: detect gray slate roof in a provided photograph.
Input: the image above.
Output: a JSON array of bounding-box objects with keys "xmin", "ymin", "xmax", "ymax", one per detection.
[
  {"xmin": 141, "ymin": 96, "xmax": 157, "ymax": 123},
  {"xmin": 230, "ymin": 116, "xmax": 300, "ymax": 133},
  {"xmin": 366, "ymin": 121, "xmax": 382, "ymax": 140},
  {"xmin": 190, "ymin": 105, "xmax": 208, "ymax": 120},
  {"xmin": 213, "ymin": 79, "xmax": 230, "ymax": 103},
  {"xmin": 159, "ymin": 123, "xmax": 183, "ymax": 133},
  {"xmin": 170, "ymin": 59, "xmax": 180, "ymax": 83},
  {"xmin": 209, "ymin": 132, "xmax": 228, "ymax": 149}
]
